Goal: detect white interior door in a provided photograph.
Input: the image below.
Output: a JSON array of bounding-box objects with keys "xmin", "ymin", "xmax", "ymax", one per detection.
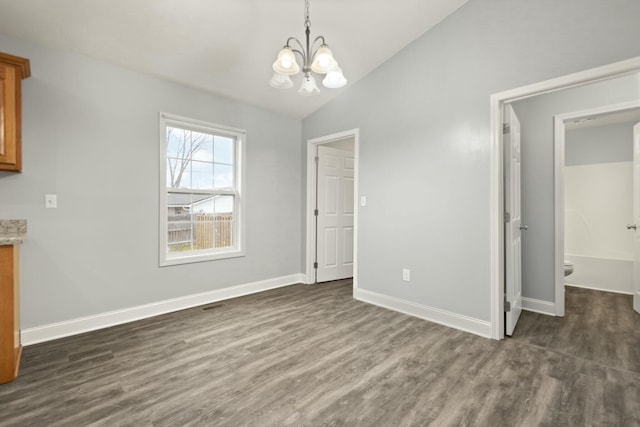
[
  {"xmin": 633, "ymin": 122, "xmax": 640, "ymax": 314},
  {"xmin": 316, "ymin": 146, "xmax": 354, "ymax": 283},
  {"xmin": 504, "ymin": 104, "xmax": 524, "ymax": 336}
]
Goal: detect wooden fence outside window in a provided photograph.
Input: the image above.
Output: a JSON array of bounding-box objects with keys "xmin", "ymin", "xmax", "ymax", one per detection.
[{"xmin": 168, "ymin": 214, "xmax": 233, "ymax": 251}]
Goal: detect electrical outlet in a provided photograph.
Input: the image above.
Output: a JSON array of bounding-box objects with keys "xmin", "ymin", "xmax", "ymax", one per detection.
[
  {"xmin": 360, "ymin": 196, "xmax": 367, "ymax": 207},
  {"xmin": 45, "ymin": 194, "xmax": 57, "ymax": 209},
  {"xmin": 402, "ymin": 269, "xmax": 411, "ymax": 282}
]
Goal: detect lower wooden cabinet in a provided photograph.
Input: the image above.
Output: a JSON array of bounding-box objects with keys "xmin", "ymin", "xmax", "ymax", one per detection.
[{"xmin": 0, "ymin": 244, "xmax": 21, "ymax": 384}]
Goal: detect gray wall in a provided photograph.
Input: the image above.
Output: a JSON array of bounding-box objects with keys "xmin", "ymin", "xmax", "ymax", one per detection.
[
  {"xmin": 0, "ymin": 34, "xmax": 302, "ymax": 329},
  {"xmin": 512, "ymin": 76, "xmax": 639, "ymax": 302},
  {"xmin": 566, "ymin": 122, "xmax": 634, "ymax": 166},
  {"xmin": 302, "ymin": 0, "xmax": 640, "ymax": 321}
]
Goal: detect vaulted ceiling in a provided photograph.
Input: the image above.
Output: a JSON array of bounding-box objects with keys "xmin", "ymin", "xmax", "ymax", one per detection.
[{"xmin": 0, "ymin": 0, "xmax": 468, "ymax": 118}]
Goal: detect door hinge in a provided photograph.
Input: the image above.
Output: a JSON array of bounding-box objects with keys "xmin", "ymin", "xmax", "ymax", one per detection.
[
  {"xmin": 314, "ymin": 262, "xmax": 318, "ymax": 269},
  {"xmin": 314, "ymin": 156, "xmax": 319, "ymax": 164},
  {"xmin": 504, "ymin": 297, "xmax": 511, "ymax": 312},
  {"xmin": 314, "ymin": 209, "xmax": 319, "ymax": 216},
  {"xmin": 504, "ymin": 212, "xmax": 511, "ymax": 223},
  {"xmin": 503, "ymin": 123, "xmax": 510, "ymax": 134}
]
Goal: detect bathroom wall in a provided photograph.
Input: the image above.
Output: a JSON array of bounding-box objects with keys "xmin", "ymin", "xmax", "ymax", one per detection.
[
  {"xmin": 566, "ymin": 123, "xmax": 633, "ymax": 166},
  {"xmin": 564, "ymin": 122, "xmax": 635, "ymax": 294}
]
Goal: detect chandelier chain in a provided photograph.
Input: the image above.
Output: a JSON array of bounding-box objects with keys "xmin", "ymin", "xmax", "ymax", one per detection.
[{"xmin": 304, "ymin": 0, "xmax": 311, "ymax": 28}]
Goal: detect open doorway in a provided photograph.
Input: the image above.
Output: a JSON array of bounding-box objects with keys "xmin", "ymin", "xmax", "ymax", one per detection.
[
  {"xmin": 555, "ymin": 103, "xmax": 640, "ymax": 314},
  {"xmin": 490, "ymin": 56, "xmax": 640, "ymax": 339},
  {"xmin": 305, "ymin": 129, "xmax": 359, "ymax": 285}
]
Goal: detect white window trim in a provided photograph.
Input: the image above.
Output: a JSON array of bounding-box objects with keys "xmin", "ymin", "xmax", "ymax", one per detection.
[{"xmin": 159, "ymin": 112, "xmax": 246, "ymax": 267}]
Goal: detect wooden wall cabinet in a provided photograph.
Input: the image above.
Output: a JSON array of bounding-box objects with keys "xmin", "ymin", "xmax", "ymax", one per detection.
[
  {"xmin": 0, "ymin": 245, "xmax": 21, "ymax": 384},
  {"xmin": 0, "ymin": 52, "xmax": 30, "ymax": 172}
]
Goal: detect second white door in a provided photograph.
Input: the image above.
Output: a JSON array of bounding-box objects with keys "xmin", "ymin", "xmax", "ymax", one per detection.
[
  {"xmin": 316, "ymin": 146, "xmax": 354, "ymax": 282},
  {"xmin": 504, "ymin": 104, "xmax": 524, "ymax": 336},
  {"xmin": 633, "ymin": 122, "xmax": 640, "ymax": 314}
]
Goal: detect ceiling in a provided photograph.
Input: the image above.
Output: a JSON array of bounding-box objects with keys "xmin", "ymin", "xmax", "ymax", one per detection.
[{"xmin": 0, "ymin": 0, "xmax": 468, "ymax": 119}]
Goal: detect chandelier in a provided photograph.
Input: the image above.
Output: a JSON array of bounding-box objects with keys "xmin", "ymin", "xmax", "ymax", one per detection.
[{"xmin": 269, "ymin": 0, "xmax": 347, "ymax": 96}]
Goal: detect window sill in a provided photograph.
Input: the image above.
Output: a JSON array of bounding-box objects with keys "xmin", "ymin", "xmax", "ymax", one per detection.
[{"xmin": 160, "ymin": 249, "xmax": 245, "ymax": 267}]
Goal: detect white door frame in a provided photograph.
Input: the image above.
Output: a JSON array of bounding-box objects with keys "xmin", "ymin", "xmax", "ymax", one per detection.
[
  {"xmin": 553, "ymin": 100, "xmax": 640, "ymax": 316},
  {"xmin": 489, "ymin": 56, "xmax": 640, "ymax": 340},
  {"xmin": 305, "ymin": 129, "xmax": 360, "ymax": 287}
]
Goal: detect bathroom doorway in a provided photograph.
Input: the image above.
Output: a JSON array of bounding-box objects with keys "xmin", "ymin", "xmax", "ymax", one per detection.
[{"xmin": 555, "ymin": 103, "xmax": 640, "ymax": 315}]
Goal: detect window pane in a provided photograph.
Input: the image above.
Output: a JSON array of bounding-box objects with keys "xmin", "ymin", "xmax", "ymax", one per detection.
[
  {"xmin": 191, "ymin": 194, "xmax": 214, "ymax": 214},
  {"xmin": 166, "ymin": 127, "xmax": 191, "ymax": 159},
  {"xmin": 214, "ymin": 136, "xmax": 234, "ymax": 165},
  {"xmin": 192, "ymin": 132, "xmax": 214, "ymax": 162},
  {"xmin": 214, "ymin": 196, "xmax": 234, "ymax": 248},
  {"xmin": 214, "ymin": 195, "xmax": 234, "ymax": 214},
  {"xmin": 214, "ymin": 163, "xmax": 233, "ymax": 189},
  {"xmin": 192, "ymin": 213, "xmax": 215, "ymax": 251},
  {"xmin": 167, "ymin": 157, "xmax": 191, "ymax": 188},
  {"xmin": 191, "ymin": 160, "xmax": 214, "ymax": 190},
  {"xmin": 167, "ymin": 194, "xmax": 193, "ymax": 252},
  {"xmin": 166, "ymin": 193, "xmax": 234, "ymax": 253}
]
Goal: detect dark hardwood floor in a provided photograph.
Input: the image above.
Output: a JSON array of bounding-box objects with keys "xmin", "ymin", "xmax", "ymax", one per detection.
[
  {"xmin": 0, "ymin": 281, "xmax": 639, "ymax": 426},
  {"xmin": 511, "ymin": 286, "xmax": 640, "ymax": 375}
]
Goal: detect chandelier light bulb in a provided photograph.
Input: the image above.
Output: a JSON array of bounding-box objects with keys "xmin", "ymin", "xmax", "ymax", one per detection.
[
  {"xmin": 322, "ymin": 67, "xmax": 347, "ymax": 89},
  {"xmin": 310, "ymin": 46, "xmax": 337, "ymax": 74},
  {"xmin": 317, "ymin": 51, "xmax": 331, "ymax": 67},
  {"xmin": 272, "ymin": 47, "xmax": 300, "ymax": 75},
  {"xmin": 298, "ymin": 73, "xmax": 320, "ymax": 96},
  {"xmin": 269, "ymin": 72, "xmax": 294, "ymax": 89}
]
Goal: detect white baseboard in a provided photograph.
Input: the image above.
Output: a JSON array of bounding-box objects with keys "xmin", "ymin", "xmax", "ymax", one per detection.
[
  {"xmin": 353, "ymin": 288, "xmax": 492, "ymax": 339},
  {"xmin": 521, "ymin": 297, "xmax": 556, "ymax": 316},
  {"xmin": 565, "ymin": 282, "xmax": 633, "ymax": 295},
  {"xmin": 21, "ymin": 273, "xmax": 305, "ymax": 346}
]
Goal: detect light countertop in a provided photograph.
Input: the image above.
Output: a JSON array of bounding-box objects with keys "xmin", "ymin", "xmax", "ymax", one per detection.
[{"xmin": 0, "ymin": 219, "xmax": 26, "ymax": 245}]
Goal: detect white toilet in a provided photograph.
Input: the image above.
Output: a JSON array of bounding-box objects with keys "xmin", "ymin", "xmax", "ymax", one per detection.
[{"xmin": 564, "ymin": 260, "xmax": 574, "ymax": 277}]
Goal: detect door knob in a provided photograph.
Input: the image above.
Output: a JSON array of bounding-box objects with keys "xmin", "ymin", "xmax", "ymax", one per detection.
[
  {"xmin": 627, "ymin": 224, "xmax": 637, "ymax": 230},
  {"xmin": 520, "ymin": 225, "xmax": 528, "ymax": 231}
]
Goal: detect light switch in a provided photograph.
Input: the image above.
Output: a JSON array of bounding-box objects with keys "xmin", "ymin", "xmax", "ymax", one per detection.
[
  {"xmin": 45, "ymin": 194, "xmax": 57, "ymax": 209},
  {"xmin": 402, "ymin": 269, "xmax": 411, "ymax": 282},
  {"xmin": 360, "ymin": 196, "xmax": 367, "ymax": 207}
]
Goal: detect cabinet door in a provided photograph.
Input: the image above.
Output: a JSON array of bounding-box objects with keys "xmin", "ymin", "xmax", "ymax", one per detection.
[
  {"xmin": 0, "ymin": 63, "xmax": 19, "ymax": 169},
  {"xmin": 0, "ymin": 245, "xmax": 21, "ymax": 384}
]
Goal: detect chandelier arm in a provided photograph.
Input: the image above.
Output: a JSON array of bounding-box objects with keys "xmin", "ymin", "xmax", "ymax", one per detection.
[
  {"xmin": 286, "ymin": 37, "xmax": 302, "ymax": 48},
  {"xmin": 291, "ymin": 49, "xmax": 306, "ymax": 63},
  {"xmin": 312, "ymin": 36, "xmax": 327, "ymax": 48},
  {"xmin": 310, "ymin": 36, "xmax": 328, "ymax": 59},
  {"xmin": 287, "ymin": 37, "xmax": 308, "ymax": 64}
]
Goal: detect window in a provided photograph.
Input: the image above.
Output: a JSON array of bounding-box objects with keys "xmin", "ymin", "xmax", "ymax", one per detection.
[{"xmin": 159, "ymin": 113, "xmax": 245, "ymax": 266}]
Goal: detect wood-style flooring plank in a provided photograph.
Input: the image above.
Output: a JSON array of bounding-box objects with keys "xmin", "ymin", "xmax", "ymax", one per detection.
[{"xmin": 1, "ymin": 281, "xmax": 639, "ymax": 426}]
